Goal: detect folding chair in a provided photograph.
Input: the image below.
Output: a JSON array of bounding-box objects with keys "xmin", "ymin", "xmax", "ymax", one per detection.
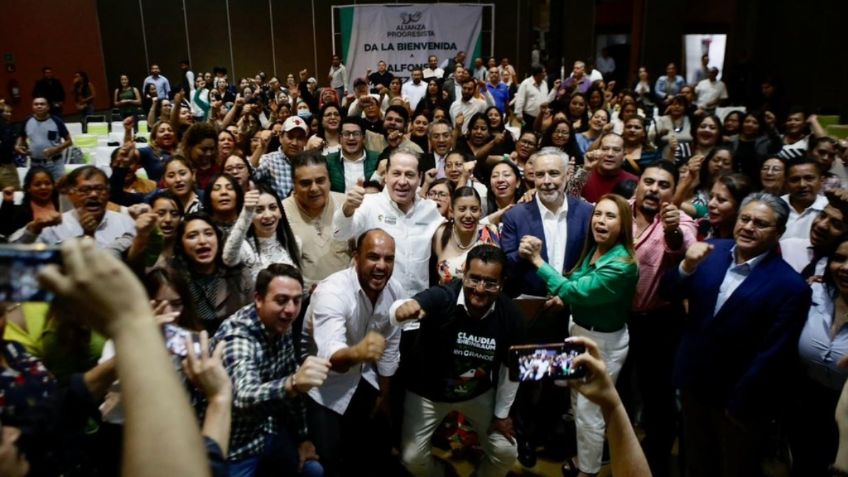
[
  {"xmin": 66, "ymin": 122, "xmax": 84, "ymax": 136},
  {"xmin": 87, "ymin": 122, "xmax": 109, "ymax": 137}
]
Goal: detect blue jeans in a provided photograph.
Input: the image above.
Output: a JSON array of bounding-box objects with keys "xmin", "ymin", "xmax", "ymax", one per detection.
[{"xmin": 228, "ymin": 431, "xmax": 324, "ymax": 477}]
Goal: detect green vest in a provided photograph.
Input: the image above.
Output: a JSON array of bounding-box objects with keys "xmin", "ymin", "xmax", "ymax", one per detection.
[{"xmin": 325, "ymin": 150, "xmax": 381, "ymax": 193}]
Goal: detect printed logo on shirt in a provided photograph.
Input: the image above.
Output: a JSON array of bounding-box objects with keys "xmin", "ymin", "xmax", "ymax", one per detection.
[
  {"xmin": 443, "ymin": 332, "xmax": 497, "ymax": 400},
  {"xmin": 379, "ymin": 214, "xmax": 397, "ymax": 225}
]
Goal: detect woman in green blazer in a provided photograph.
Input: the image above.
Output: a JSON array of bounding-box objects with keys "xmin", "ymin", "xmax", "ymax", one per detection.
[{"xmin": 519, "ymin": 193, "xmax": 638, "ymax": 477}]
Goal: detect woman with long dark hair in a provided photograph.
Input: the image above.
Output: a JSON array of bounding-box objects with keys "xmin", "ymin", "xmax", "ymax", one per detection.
[
  {"xmin": 674, "ymin": 145, "xmax": 735, "ymax": 219},
  {"xmin": 414, "ymin": 79, "xmax": 448, "ymax": 117},
  {"xmin": 179, "ymin": 122, "xmax": 220, "ymax": 190},
  {"xmin": 73, "ymin": 71, "xmax": 96, "ymax": 120},
  {"xmin": 729, "ymin": 110, "xmax": 783, "ymax": 180},
  {"xmin": 113, "ymin": 74, "xmax": 141, "ymax": 119},
  {"xmin": 621, "ymin": 117, "xmax": 662, "ymax": 176},
  {"xmin": 202, "ymin": 174, "xmax": 244, "ymax": 237},
  {"xmin": 136, "ymin": 120, "xmax": 177, "ymax": 182},
  {"xmin": 699, "ymin": 172, "xmax": 752, "ymax": 240},
  {"xmin": 485, "ymin": 160, "xmax": 525, "ymax": 226},
  {"xmin": 408, "ymin": 112, "xmax": 431, "ymax": 152},
  {"xmin": 0, "ymin": 166, "xmax": 60, "ymax": 238},
  {"xmin": 674, "ymin": 114, "xmax": 723, "ymax": 165},
  {"xmin": 223, "ymin": 153, "xmax": 255, "ymax": 193},
  {"xmin": 540, "ymin": 119, "xmax": 582, "ymax": 162},
  {"xmin": 172, "ymin": 212, "xmax": 253, "ymax": 333},
  {"xmin": 127, "ymin": 190, "xmax": 184, "ymax": 272},
  {"xmin": 792, "ymin": 236, "xmax": 848, "ymax": 475},
  {"xmin": 566, "ymin": 93, "xmax": 590, "ymax": 133},
  {"xmin": 222, "ymin": 184, "xmax": 302, "ymax": 280},
  {"xmin": 431, "ymin": 186, "xmax": 499, "ymax": 285},
  {"xmin": 306, "ymin": 103, "xmax": 342, "ymax": 154}
]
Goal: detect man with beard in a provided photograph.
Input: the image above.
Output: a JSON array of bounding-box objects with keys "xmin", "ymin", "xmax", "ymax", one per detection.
[
  {"xmin": 12, "ymin": 165, "xmax": 135, "ymax": 254},
  {"xmin": 781, "ymin": 157, "xmax": 828, "ymax": 239},
  {"xmin": 449, "ymin": 79, "xmax": 490, "ymax": 135},
  {"xmin": 626, "ymin": 161, "xmax": 697, "ymax": 477},
  {"xmin": 391, "ymin": 244, "xmax": 522, "ymax": 477},
  {"xmin": 363, "ymin": 106, "xmax": 423, "ymax": 173},
  {"xmin": 302, "ymin": 229, "xmax": 403, "ymax": 476},
  {"xmin": 401, "ymin": 68, "xmax": 427, "ymax": 111}
]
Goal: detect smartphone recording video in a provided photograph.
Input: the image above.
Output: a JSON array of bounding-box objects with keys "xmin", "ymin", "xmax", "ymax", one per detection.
[
  {"xmin": 163, "ymin": 324, "xmax": 201, "ymax": 358},
  {"xmin": 508, "ymin": 342, "xmax": 587, "ymax": 382},
  {"xmin": 0, "ymin": 244, "xmax": 62, "ymax": 302}
]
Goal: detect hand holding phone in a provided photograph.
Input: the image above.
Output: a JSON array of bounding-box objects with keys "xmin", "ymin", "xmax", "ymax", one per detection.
[
  {"xmin": 164, "ymin": 324, "xmax": 201, "ymax": 358},
  {"xmin": 508, "ymin": 342, "xmax": 586, "ymax": 382},
  {"xmin": 0, "ymin": 244, "xmax": 62, "ymax": 302}
]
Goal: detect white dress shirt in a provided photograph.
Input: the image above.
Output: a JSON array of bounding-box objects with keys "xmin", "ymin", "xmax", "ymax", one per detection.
[
  {"xmin": 342, "ymin": 151, "xmax": 366, "ymax": 193},
  {"xmin": 781, "ymin": 194, "xmax": 828, "ymax": 240},
  {"xmin": 333, "ymin": 189, "xmax": 443, "ymax": 297},
  {"xmin": 401, "ymin": 80, "xmax": 427, "ymax": 110},
  {"xmin": 450, "ymin": 97, "xmax": 488, "ymax": 134},
  {"xmin": 536, "ymin": 194, "xmax": 569, "ymax": 274},
  {"xmin": 798, "ymin": 282, "xmax": 848, "ymax": 390},
  {"xmin": 780, "ymin": 237, "xmax": 827, "ymax": 276},
  {"xmin": 707, "ymin": 246, "xmax": 769, "ymax": 316},
  {"xmin": 514, "ymin": 77, "xmax": 549, "ymax": 118},
  {"xmin": 304, "ymin": 267, "xmax": 403, "ymax": 414},
  {"xmin": 12, "ymin": 209, "xmax": 136, "ymax": 256},
  {"xmin": 422, "ymin": 67, "xmax": 444, "ymax": 80},
  {"xmin": 694, "ymin": 79, "xmax": 728, "ymax": 109}
]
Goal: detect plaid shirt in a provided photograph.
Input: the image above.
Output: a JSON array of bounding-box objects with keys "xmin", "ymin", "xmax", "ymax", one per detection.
[
  {"xmin": 255, "ymin": 148, "xmax": 294, "ymax": 199},
  {"xmin": 211, "ymin": 304, "xmax": 307, "ymax": 461}
]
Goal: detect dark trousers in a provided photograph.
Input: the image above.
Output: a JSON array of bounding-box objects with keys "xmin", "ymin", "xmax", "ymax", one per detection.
[
  {"xmin": 787, "ymin": 374, "xmax": 840, "ymax": 477},
  {"xmin": 681, "ymin": 392, "xmax": 767, "ymax": 477},
  {"xmin": 624, "ymin": 303, "xmax": 684, "ymax": 477},
  {"xmin": 522, "ymin": 113, "xmax": 537, "ymax": 128},
  {"xmin": 306, "ymin": 379, "xmax": 395, "ymax": 477},
  {"xmin": 512, "ymin": 307, "xmax": 571, "ymax": 454}
]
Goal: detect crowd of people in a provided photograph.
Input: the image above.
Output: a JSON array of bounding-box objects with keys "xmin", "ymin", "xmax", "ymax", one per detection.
[{"xmin": 0, "ymin": 46, "xmax": 846, "ymax": 477}]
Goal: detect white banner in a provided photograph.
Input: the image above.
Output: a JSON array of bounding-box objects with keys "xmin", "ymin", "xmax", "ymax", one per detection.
[{"xmin": 339, "ymin": 4, "xmax": 483, "ymax": 87}]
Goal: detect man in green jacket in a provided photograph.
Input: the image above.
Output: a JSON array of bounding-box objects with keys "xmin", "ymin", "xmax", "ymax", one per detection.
[{"xmin": 325, "ymin": 117, "xmax": 381, "ymax": 193}]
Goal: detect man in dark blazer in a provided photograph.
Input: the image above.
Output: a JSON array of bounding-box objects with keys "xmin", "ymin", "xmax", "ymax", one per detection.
[
  {"xmin": 416, "ymin": 120, "xmax": 453, "ymax": 179},
  {"xmin": 499, "ymin": 147, "xmax": 592, "ymax": 466},
  {"xmin": 501, "ymin": 148, "xmax": 592, "ymax": 308},
  {"xmin": 664, "ymin": 192, "xmax": 812, "ymax": 477}
]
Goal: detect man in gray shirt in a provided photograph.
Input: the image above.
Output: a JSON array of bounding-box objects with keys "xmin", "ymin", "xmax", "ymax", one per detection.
[{"xmin": 16, "ymin": 97, "xmax": 73, "ymax": 180}]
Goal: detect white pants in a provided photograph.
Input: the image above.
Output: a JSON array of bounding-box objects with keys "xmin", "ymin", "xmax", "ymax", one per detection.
[
  {"xmin": 401, "ymin": 389, "xmax": 517, "ymax": 477},
  {"xmin": 569, "ymin": 322, "xmax": 630, "ymax": 474}
]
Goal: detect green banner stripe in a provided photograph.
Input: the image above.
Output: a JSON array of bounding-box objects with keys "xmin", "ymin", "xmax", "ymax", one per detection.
[
  {"xmin": 340, "ymin": 6, "xmax": 354, "ymax": 62},
  {"xmin": 471, "ymin": 33, "xmax": 483, "ymax": 66}
]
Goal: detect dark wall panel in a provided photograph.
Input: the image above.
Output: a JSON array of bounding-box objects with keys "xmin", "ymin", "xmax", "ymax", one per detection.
[
  {"xmin": 185, "ymin": 0, "xmax": 232, "ymax": 76},
  {"xmin": 271, "ymin": 0, "xmax": 317, "ymax": 80},
  {"xmin": 141, "ymin": 0, "xmax": 190, "ymax": 86},
  {"xmin": 2, "ymin": 0, "xmax": 111, "ymax": 121},
  {"xmin": 97, "ymin": 0, "xmax": 149, "ymax": 98},
  {"xmin": 227, "ymin": 0, "xmax": 273, "ymax": 81}
]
